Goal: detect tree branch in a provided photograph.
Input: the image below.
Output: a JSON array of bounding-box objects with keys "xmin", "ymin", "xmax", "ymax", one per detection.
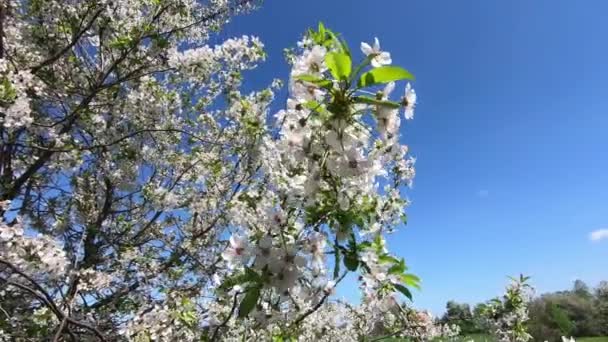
[
  {"xmin": 0, "ymin": 259, "xmax": 106, "ymax": 341},
  {"xmin": 292, "ymin": 271, "xmax": 348, "ymax": 326},
  {"xmin": 210, "ymin": 292, "xmax": 240, "ymax": 341},
  {"xmin": 30, "ymin": 6, "xmax": 105, "ymax": 73}
]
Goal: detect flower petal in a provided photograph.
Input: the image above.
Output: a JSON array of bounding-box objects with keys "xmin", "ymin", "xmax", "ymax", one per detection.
[
  {"xmin": 360, "ymin": 42, "xmax": 373, "ymax": 56},
  {"xmin": 383, "ymin": 82, "xmax": 395, "ymax": 98},
  {"xmin": 377, "ymin": 52, "xmax": 392, "ymax": 65}
]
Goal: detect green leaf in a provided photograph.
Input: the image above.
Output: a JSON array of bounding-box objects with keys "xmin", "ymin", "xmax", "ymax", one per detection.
[
  {"xmin": 357, "ymin": 241, "xmax": 372, "ymax": 251},
  {"xmin": 339, "ymin": 37, "xmax": 351, "ymax": 58},
  {"xmin": 394, "ymin": 284, "xmax": 413, "ymax": 301},
  {"xmin": 303, "ymin": 100, "xmax": 332, "ymax": 121},
  {"xmin": 245, "ymin": 267, "xmax": 262, "ymax": 283},
  {"xmin": 109, "ymin": 35, "xmax": 133, "ymax": 50},
  {"xmin": 325, "ymin": 52, "xmax": 352, "ymax": 81},
  {"xmin": 218, "ymin": 268, "xmax": 260, "ymax": 291},
  {"xmin": 294, "ymin": 74, "xmax": 333, "ymax": 89},
  {"xmin": 400, "ymin": 273, "xmax": 421, "ymax": 289},
  {"xmin": 0, "ymin": 77, "xmax": 17, "ymax": 102},
  {"xmin": 318, "ymin": 22, "xmax": 326, "ymax": 37},
  {"xmin": 343, "ymin": 252, "xmax": 359, "ymax": 271},
  {"xmin": 238, "ymin": 286, "xmax": 260, "ymax": 318},
  {"xmin": 378, "ymin": 254, "xmax": 400, "ymax": 265},
  {"xmin": 387, "ymin": 258, "xmax": 407, "ymax": 275},
  {"xmin": 358, "ymin": 66, "xmax": 415, "ymax": 88},
  {"xmin": 353, "ymin": 96, "xmax": 400, "ymax": 108}
]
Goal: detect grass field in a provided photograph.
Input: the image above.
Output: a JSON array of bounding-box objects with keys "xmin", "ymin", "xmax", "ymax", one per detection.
[
  {"xmin": 442, "ymin": 334, "xmax": 494, "ymax": 341},
  {"xmin": 430, "ymin": 336, "xmax": 608, "ymax": 342},
  {"xmin": 384, "ymin": 335, "xmax": 608, "ymax": 342},
  {"xmin": 578, "ymin": 338, "xmax": 608, "ymax": 342}
]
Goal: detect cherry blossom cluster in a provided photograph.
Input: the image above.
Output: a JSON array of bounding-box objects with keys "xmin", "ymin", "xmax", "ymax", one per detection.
[
  {"xmin": 202, "ymin": 298, "xmax": 461, "ymax": 341},
  {"xmin": 481, "ymin": 275, "xmax": 534, "ymax": 342},
  {"xmin": 206, "ymin": 23, "xmax": 421, "ymax": 338},
  {"xmin": 0, "ymin": 0, "xmax": 436, "ymax": 339},
  {"xmin": 0, "ymin": 215, "xmax": 68, "ymax": 279},
  {"xmin": 0, "ymin": 60, "xmax": 42, "ymax": 129}
]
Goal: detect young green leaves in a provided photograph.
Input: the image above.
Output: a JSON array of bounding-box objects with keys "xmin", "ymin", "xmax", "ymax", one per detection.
[
  {"xmin": 358, "ymin": 66, "xmax": 415, "ymax": 88},
  {"xmin": 239, "ymin": 286, "xmax": 261, "ymax": 318},
  {"xmin": 325, "ymin": 52, "xmax": 352, "ymax": 81}
]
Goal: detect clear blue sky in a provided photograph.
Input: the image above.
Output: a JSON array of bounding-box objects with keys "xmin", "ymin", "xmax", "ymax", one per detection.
[{"xmin": 223, "ymin": 0, "xmax": 608, "ymax": 313}]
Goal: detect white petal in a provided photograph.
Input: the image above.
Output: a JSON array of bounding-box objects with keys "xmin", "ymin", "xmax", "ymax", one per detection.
[
  {"xmin": 229, "ymin": 235, "xmax": 239, "ymax": 248},
  {"xmin": 370, "ymin": 58, "xmax": 381, "ymax": 68},
  {"xmin": 377, "ymin": 52, "xmax": 392, "ymax": 65},
  {"xmin": 360, "ymin": 42, "xmax": 373, "ymax": 56},
  {"xmin": 407, "ymin": 90, "xmax": 416, "ymax": 104},
  {"xmin": 373, "ymin": 37, "xmax": 381, "ymax": 52},
  {"xmin": 405, "ymin": 82, "xmax": 413, "ymax": 94},
  {"xmin": 383, "ymin": 82, "xmax": 395, "ymax": 98},
  {"xmin": 404, "ymin": 107, "xmax": 414, "ymax": 120}
]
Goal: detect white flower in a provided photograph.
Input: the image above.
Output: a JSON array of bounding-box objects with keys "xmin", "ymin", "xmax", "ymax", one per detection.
[
  {"xmin": 327, "ymin": 148, "xmax": 373, "ymax": 177},
  {"xmin": 253, "ymin": 235, "xmax": 275, "ymax": 269},
  {"xmin": 271, "ymin": 266, "xmax": 299, "ymax": 292},
  {"xmin": 306, "ymin": 232, "xmax": 326, "ymax": 265},
  {"xmin": 221, "ymin": 235, "xmax": 251, "ymax": 267},
  {"xmin": 360, "ymin": 37, "xmax": 392, "ymax": 68},
  {"xmin": 324, "ymin": 280, "xmax": 336, "ymax": 295},
  {"xmin": 403, "ymin": 83, "xmax": 417, "ymax": 120},
  {"xmin": 381, "ymin": 81, "xmax": 395, "ymax": 99},
  {"xmin": 296, "ymin": 45, "xmax": 327, "ymax": 74}
]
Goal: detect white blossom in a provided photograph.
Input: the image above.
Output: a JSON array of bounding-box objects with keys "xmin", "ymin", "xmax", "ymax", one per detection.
[{"xmin": 360, "ymin": 37, "xmax": 392, "ymax": 67}]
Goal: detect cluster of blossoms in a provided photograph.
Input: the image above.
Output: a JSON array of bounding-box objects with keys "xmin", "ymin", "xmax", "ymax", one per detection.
[
  {"xmin": 0, "ymin": 60, "xmax": 42, "ymax": 129},
  {"xmin": 167, "ymin": 35, "xmax": 266, "ymax": 89},
  {"xmin": 0, "ymin": 212, "xmax": 68, "ymax": 279},
  {"xmin": 396, "ymin": 309, "xmax": 462, "ymax": 341},
  {"xmin": 481, "ymin": 275, "xmax": 534, "ymax": 342},
  {"xmin": 0, "ymin": 0, "xmax": 436, "ymax": 339},
  {"xmin": 207, "ymin": 298, "xmax": 461, "ymax": 342},
  {"xmin": 202, "ymin": 23, "xmax": 421, "ymax": 338}
]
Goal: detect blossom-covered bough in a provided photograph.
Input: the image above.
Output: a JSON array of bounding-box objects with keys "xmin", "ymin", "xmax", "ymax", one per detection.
[
  {"xmin": 481, "ymin": 275, "xmax": 534, "ymax": 342},
  {"xmin": 187, "ymin": 22, "xmax": 426, "ymax": 340},
  {"xmin": 0, "ymin": 0, "xmax": 523, "ymax": 341}
]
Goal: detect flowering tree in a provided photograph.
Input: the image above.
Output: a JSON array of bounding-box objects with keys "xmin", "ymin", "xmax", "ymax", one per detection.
[
  {"xmin": 0, "ymin": 0, "xmax": 425, "ymax": 340},
  {"xmin": 481, "ymin": 275, "xmax": 534, "ymax": 342}
]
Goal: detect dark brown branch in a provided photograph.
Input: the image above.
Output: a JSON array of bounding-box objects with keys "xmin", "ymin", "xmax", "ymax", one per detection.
[
  {"xmin": 0, "ymin": 260, "xmax": 106, "ymax": 340},
  {"xmin": 31, "ymin": 7, "xmax": 105, "ymax": 73},
  {"xmin": 0, "ymin": 1, "xmax": 5, "ymax": 59},
  {"xmin": 210, "ymin": 292, "xmax": 240, "ymax": 341},
  {"xmin": 292, "ymin": 271, "xmax": 348, "ymax": 326},
  {"xmin": 52, "ymin": 315, "xmax": 69, "ymax": 342}
]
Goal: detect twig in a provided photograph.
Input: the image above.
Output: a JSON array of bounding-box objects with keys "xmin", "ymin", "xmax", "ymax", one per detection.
[
  {"xmin": 31, "ymin": 6, "xmax": 105, "ymax": 73},
  {"xmin": 210, "ymin": 292, "xmax": 240, "ymax": 341},
  {"xmin": 0, "ymin": 259, "xmax": 106, "ymax": 341},
  {"xmin": 292, "ymin": 271, "xmax": 348, "ymax": 326}
]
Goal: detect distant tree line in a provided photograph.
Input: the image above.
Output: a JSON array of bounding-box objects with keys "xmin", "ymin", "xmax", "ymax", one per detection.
[{"xmin": 440, "ymin": 280, "xmax": 608, "ymax": 341}]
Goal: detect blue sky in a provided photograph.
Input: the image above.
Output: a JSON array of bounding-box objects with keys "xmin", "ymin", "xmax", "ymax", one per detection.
[{"xmin": 223, "ymin": 0, "xmax": 608, "ymax": 313}]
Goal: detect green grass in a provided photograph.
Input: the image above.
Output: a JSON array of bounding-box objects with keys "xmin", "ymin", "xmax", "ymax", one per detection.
[
  {"xmin": 457, "ymin": 335, "xmax": 608, "ymax": 342},
  {"xmin": 451, "ymin": 336, "xmax": 608, "ymax": 342},
  {"xmin": 459, "ymin": 334, "xmax": 494, "ymax": 342},
  {"xmin": 431, "ymin": 334, "xmax": 494, "ymax": 342},
  {"xmin": 390, "ymin": 335, "xmax": 608, "ymax": 342}
]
